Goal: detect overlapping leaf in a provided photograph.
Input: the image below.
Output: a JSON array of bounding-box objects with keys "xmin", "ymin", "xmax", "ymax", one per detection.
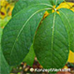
[
  {"xmin": 34, "ymin": 12, "xmax": 69, "ymax": 69},
  {"xmin": 0, "ymin": 49, "xmax": 10, "ymax": 74},
  {"xmin": 1, "ymin": 0, "xmax": 73, "ymax": 71},
  {"xmin": 12, "ymin": 0, "xmax": 51, "ymax": 66},
  {"xmin": 59, "ymin": 9, "xmax": 74, "ymax": 52},
  {"xmin": 12, "ymin": 0, "xmax": 52, "ymax": 16},
  {"xmin": 0, "ymin": 28, "xmax": 10, "ymax": 74},
  {"xmin": 12, "ymin": 0, "xmax": 53, "ymax": 66},
  {"xmin": 1, "ymin": 4, "xmax": 52, "ymax": 66},
  {"xmin": 12, "ymin": 0, "xmax": 64, "ymax": 16},
  {"xmin": 50, "ymin": 0, "xmax": 64, "ymax": 6},
  {"xmin": 23, "ymin": 44, "xmax": 35, "ymax": 66}
]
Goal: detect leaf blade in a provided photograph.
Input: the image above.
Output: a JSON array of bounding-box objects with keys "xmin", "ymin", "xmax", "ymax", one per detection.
[
  {"xmin": 50, "ymin": 0, "xmax": 64, "ymax": 6},
  {"xmin": 2, "ymin": 4, "xmax": 51, "ymax": 66},
  {"xmin": 23, "ymin": 44, "xmax": 35, "ymax": 66},
  {"xmin": 12, "ymin": 0, "xmax": 52, "ymax": 16},
  {"xmin": 34, "ymin": 12, "xmax": 69, "ymax": 69},
  {"xmin": 59, "ymin": 8, "xmax": 74, "ymax": 52},
  {"xmin": 0, "ymin": 28, "xmax": 10, "ymax": 74}
]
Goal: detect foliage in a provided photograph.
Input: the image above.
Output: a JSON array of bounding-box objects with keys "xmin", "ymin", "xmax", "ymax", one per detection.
[
  {"xmin": 0, "ymin": 0, "xmax": 74, "ymax": 74},
  {"xmin": 45, "ymin": 2, "xmax": 74, "ymax": 63}
]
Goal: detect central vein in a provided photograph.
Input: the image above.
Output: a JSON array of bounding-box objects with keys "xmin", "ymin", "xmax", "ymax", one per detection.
[{"xmin": 51, "ymin": 13, "xmax": 56, "ymax": 68}]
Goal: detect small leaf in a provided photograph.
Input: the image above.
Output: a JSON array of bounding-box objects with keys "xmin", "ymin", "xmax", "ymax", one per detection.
[
  {"xmin": 34, "ymin": 12, "xmax": 69, "ymax": 69},
  {"xmin": 23, "ymin": 44, "xmax": 35, "ymax": 67},
  {"xmin": 59, "ymin": 9, "xmax": 74, "ymax": 52},
  {"xmin": 2, "ymin": 4, "xmax": 51, "ymax": 66}
]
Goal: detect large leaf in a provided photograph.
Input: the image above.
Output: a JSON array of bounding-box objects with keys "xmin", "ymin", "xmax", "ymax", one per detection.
[
  {"xmin": 12, "ymin": 0, "xmax": 51, "ymax": 66},
  {"xmin": 23, "ymin": 44, "xmax": 35, "ymax": 66},
  {"xmin": 59, "ymin": 9, "xmax": 74, "ymax": 52},
  {"xmin": 34, "ymin": 12, "xmax": 69, "ymax": 69},
  {"xmin": 1, "ymin": 4, "xmax": 52, "ymax": 66},
  {"xmin": 0, "ymin": 28, "xmax": 10, "ymax": 74},
  {"xmin": 12, "ymin": 0, "xmax": 52, "ymax": 16},
  {"xmin": 50, "ymin": 0, "xmax": 64, "ymax": 6}
]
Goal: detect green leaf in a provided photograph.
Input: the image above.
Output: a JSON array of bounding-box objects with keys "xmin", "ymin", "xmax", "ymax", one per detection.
[
  {"xmin": 2, "ymin": 4, "xmax": 51, "ymax": 66},
  {"xmin": 34, "ymin": 12, "xmax": 69, "ymax": 69},
  {"xmin": 12, "ymin": 0, "xmax": 52, "ymax": 16},
  {"xmin": 0, "ymin": 28, "xmax": 2, "ymax": 42},
  {"xmin": 0, "ymin": 28, "xmax": 10, "ymax": 74},
  {"xmin": 59, "ymin": 9, "xmax": 74, "ymax": 52},
  {"xmin": 0, "ymin": 49, "xmax": 10, "ymax": 74},
  {"xmin": 0, "ymin": 16, "xmax": 11, "ymax": 28},
  {"xmin": 23, "ymin": 44, "xmax": 35, "ymax": 67},
  {"xmin": 50, "ymin": 0, "xmax": 64, "ymax": 6}
]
